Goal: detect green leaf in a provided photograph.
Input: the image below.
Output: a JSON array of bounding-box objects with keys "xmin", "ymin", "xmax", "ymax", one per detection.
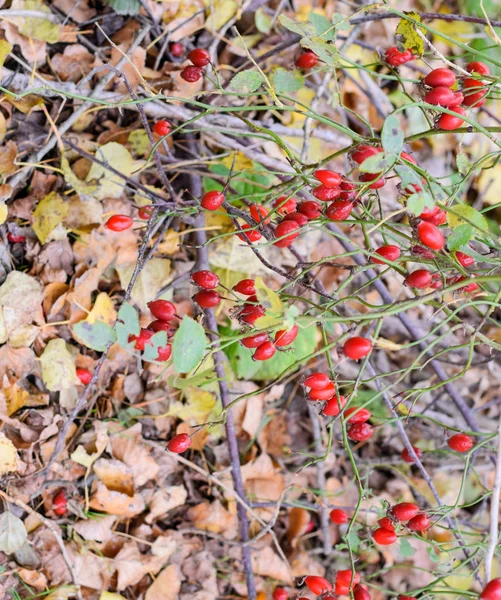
[
  {"xmin": 255, "ymin": 8, "xmax": 272, "ymax": 33},
  {"xmin": 271, "ymin": 68, "xmax": 304, "ymax": 93},
  {"xmin": 447, "ymin": 204, "xmax": 488, "ymax": 235},
  {"xmin": 382, "ymin": 114, "xmax": 404, "ymax": 155},
  {"xmin": 395, "ymin": 12, "xmax": 426, "ymax": 56},
  {"xmin": 456, "ymin": 152, "xmax": 470, "ymax": 175},
  {"xmin": 143, "ymin": 331, "xmax": 168, "ymax": 362},
  {"xmin": 103, "ymin": 0, "xmax": 141, "ymax": 14},
  {"xmin": 117, "ymin": 302, "xmax": 140, "ymax": 336},
  {"xmin": 447, "ymin": 224, "xmax": 474, "ymax": 251},
  {"xmin": 309, "ymin": 13, "xmax": 335, "ymax": 41},
  {"xmin": 0, "ymin": 513, "xmax": 27, "ymax": 554},
  {"xmin": 427, "ymin": 546, "xmax": 441, "ymax": 563},
  {"xmin": 172, "ymin": 317, "xmax": 207, "ymax": 373},
  {"xmin": 73, "ymin": 320, "xmax": 117, "ymax": 352},
  {"xmin": 228, "ymin": 70, "xmax": 264, "ymax": 94},
  {"xmin": 399, "ymin": 538, "xmax": 416, "ymax": 558},
  {"xmin": 168, "ymin": 368, "xmax": 218, "ymax": 390},
  {"xmin": 300, "ymin": 38, "xmax": 339, "ymax": 66},
  {"xmin": 406, "ymin": 192, "xmax": 434, "ymax": 216},
  {"xmin": 331, "ymin": 13, "xmax": 350, "ymax": 31},
  {"xmin": 359, "ymin": 153, "xmax": 394, "ymax": 174},
  {"xmin": 278, "ymin": 15, "xmax": 316, "ymax": 36}
]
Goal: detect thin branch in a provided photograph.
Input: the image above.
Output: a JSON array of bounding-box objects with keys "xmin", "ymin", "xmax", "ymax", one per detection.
[{"xmin": 484, "ymin": 413, "xmax": 501, "ymax": 583}]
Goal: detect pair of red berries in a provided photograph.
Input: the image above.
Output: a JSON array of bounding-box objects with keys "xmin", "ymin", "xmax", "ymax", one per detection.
[
  {"xmin": 384, "ymin": 46, "xmax": 416, "ymax": 67},
  {"xmin": 128, "ymin": 299, "xmax": 176, "ymax": 361},
  {"xmin": 191, "ymin": 270, "xmax": 222, "ymax": 309},
  {"xmin": 180, "ymin": 48, "xmax": 210, "ymax": 83}
]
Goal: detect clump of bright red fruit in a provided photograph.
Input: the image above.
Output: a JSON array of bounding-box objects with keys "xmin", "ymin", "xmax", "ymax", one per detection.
[
  {"xmin": 180, "ymin": 48, "xmax": 211, "ymax": 82},
  {"xmin": 127, "ymin": 299, "xmax": 176, "ymax": 361},
  {"xmin": 384, "ymin": 46, "xmax": 416, "ymax": 67}
]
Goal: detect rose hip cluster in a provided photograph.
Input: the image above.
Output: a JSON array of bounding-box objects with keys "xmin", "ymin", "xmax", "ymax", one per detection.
[
  {"xmin": 421, "ymin": 63, "xmax": 490, "ymax": 130},
  {"xmin": 180, "ymin": 48, "xmax": 211, "ymax": 83},
  {"xmin": 373, "ymin": 502, "xmax": 431, "ymax": 546},
  {"xmin": 384, "ymin": 46, "xmax": 417, "ymax": 67},
  {"xmin": 128, "ymin": 299, "xmax": 176, "ymax": 361}
]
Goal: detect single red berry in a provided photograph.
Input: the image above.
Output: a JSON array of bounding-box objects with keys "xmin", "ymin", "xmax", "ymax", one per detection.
[
  {"xmin": 351, "ymin": 144, "xmax": 382, "ymax": 165},
  {"xmin": 405, "ymin": 269, "xmax": 433, "ymax": 289},
  {"xmin": 467, "ymin": 61, "xmax": 490, "ymax": 76},
  {"xmin": 274, "ymin": 196, "xmax": 296, "ymax": 215},
  {"xmin": 330, "ymin": 508, "xmax": 348, "ymax": 524},
  {"xmin": 193, "ymin": 290, "xmax": 221, "ymax": 308},
  {"xmin": 106, "ymin": 215, "xmax": 133, "ymax": 232},
  {"xmin": 76, "ymin": 368, "xmax": 92, "ymax": 385},
  {"xmin": 296, "ymin": 51, "xmax": 319, "ymax": 70},
  {"xmin": 424, "ymin": 86, "xmax": 458, "ymax": 107},
  {"xmin": 298, "ymin": 201, "xmax": 322, "ymax": 220},
  {"xmin": 192, "ymin": 270, "xmax": 219, "ymax": 290},
  {"xmin": 148, "ymin": 320, "xmax": 175, "ymax": 335},
  {"xmin": 373, "ymin": 527, "xmax": 397, "ymax": 545},
  {"xmin": 309, "ymin": 382, "xmax": 337, "ymax": 402},
  {"xmin": 430, "ymin": 273, "xmax": 444, "ymax": 290},
  {"xmin": 448, "ymin": 433, "xmax": 473, "ymax": 452},
  {"xmin": 423, "ymin": 68, "xmax": 456, "ymax": 88},
  {"xmin": 481, "ymin": 579, "xmax": 501, "ymax": 600},
  {"xmin": 343, "ymin": 337, "xmax": 372, "ymax": 360},
  {"xmin": 345, "ymin": 407, "xmax": 371, "ymax": 424},
  {"xmin": 272, "ymin": 587, "xmax": 289, "ymax": 600},
  {"xmin": 237, "ymin": 224, "xmax": 262, "ymax": 243},
  {"xmin": 156, "ymin": 343, "xmax": 172, "ymax": 361},
  {"xmin": 233, "ymin": 279, "xmax": 255, "ymax": 296},
  {"xmin": 153, "ymin": 119, "xmax": 171, "ymax": 136},
  {"xmin": 401, "ymin": 446, "xmax": 423, "ymax": 463},
  {"xmin": 360, "ymin": 172, "xmax": 386, "ymax": 189},
  {"xmin": 241, "ymin": 332, "xmax": 269, "ymax": 349},
  {"xmin": 322, "ymin": 395, "xmax": 347, "ymax": 416},
  {"xmin": 131, "ymin": 328, "xmax": 155, "ymax": 351},
  {"xmin": 169, "ymin": 41, "xmax": 183, "ymax": 57},
  {"xmin": 353, "ymin": 584, "xmax": 371, "ymax": 600},
  {"xmin": 463, "ymin": 78, "xmax": 487, "ymax": 107},
  {"xmin": 452, "ymin": 275, "xmax": 479, "ymax": 293},
  {"xmin": 391, "ymin": 502, "xmax": 419, "ymax": 522},
  {"xmin": 304, "ymin": 372, "xmax": 331, "ymax": 390},
  {"xmin": 456, "ymin": 250, "xmax": 475, "ymax": 267},
  {"xmin": 400, "ymin": 151, "xmax": 417, "ymax": 165},
  {"xmin": 7, "ymin": 233, "xmax": 26, "ymax": 243},
  {"xmin": 283, "ymin": 211, "xmax": 309, "ymax": 226},
  {"xmin": 312, "ymin": 185, "xmax": 341, "ymax": 201},
  {"xmin": 371, "ymin": 245, "xmax": 401, "ymax": 264},
  {"xmin": 385, "ymin": 46, "xmax": 414, "ymax": 66},
  {"xmin": 180, "ymin": 65, "xmax": 203, "ymax": 82},
  {"xmin": 250, "ymin": 204, "xmax": 271, "ymax": 225},
  {"xmin": 325, "ymin": 200, "xmax": 354, "ymax": 221},
  {"xmin": 274, "ymin": 220, "xmax": 300, "ymax": 247},
  {"xmin": 417, "ymin": 221, "xmax": 445, "ymax": 251},
  {"xmin": 138, "ymin": 206, "xmax": 154, "ymax": 220},
  {"xmin": 188, "ymin": 48, "xmax": 210, "ymax": 67},
  {"xmin": 239, "ymin": 304, "xmax": 265, "ymax": 326},
  {"xmin": 53, "ymin": 489, "xmax": 67, "ymax": 516},
  {"xmin": 347, "ymin": 422, "xmax": 374, "ymax": 442},
  {"xmin": 419, "ymin": 205, "xmax": 447, "ymax": 226},
  {"xmin": 253, "ymin": 341, "xmax": 276, "ymax": 361},
  {"xmin": 436, "ymin": 106, "xmax": 466, "ymax": 130},
  {"xmin": 336, "ymin": 570, "xmax": 360, "ymax": 589},
  {"xmin": 275, "ymin": 324, "xmax": 299, "ymax": 347},
  {"xmin": 378, "ymin": 517, "xmax": 395, "ymax": 532},
  {"xmin": 304, "ymin": 576, "xmax": 332, "ymax": 596},
  {"xmin": 167, "ymin": 433, "xmax": 192, "ymax": 453},
  {"xmin": 407, "ymin": 513, "xmax": 431, "ymax": 532},
  {"xmin": 148, "ymin": 299, "xmax": 177, "ymax": 321},
  {"xmin": 201, "ymin": 190, "xmax": 225, "ymax": 211},
  {"xmin": 314, "ymin": 169, "xmax": 342, "ymax": 188}
]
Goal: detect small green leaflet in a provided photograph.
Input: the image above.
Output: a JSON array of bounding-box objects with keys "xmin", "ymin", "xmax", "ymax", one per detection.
[
  {"xmin": 73, "ymin": 320, "xmax": 116, "ymax": 352},
  {"xmin": 168, "ymin": 368, "xmax": 217, "ymax": 390},
  {"xmin": 117, "ymin": 302, "xmax": 140, "ymax": 335},
  {"xmin": 447, "ymin": 224, "xmax": 474, "ymax": 251},
  {"xmin": 255, "ymin": 8, "xmax": 272, "ymax": 33},
  {"xmin": 143, "ymin": 331, "xmax": 168, "ymax": 362},
  {"xmin": 271, "ymin": 68, "xmax": 304, "ymax": 93},
  {"xmin": 406, "ymin": 192, "xmax": 434, "ymax": 216},
  {"xmin": 359, "ymin": 153, "xmax": 395, "ymax": 174},
  {"xmin": 382, "ymin": 114, "xmax": 404, "ymax": 155},
  {"xmin": 278, "ymin": 15, "xmax": 316, "ymax": 37},
  {"xmin": 228, "ymin": 70, "xmax": 264, "ymax": 94},
  {"xmin": 399, "ymin": 538, "xmax": 416, "ymax": 558},
  {"xmin": 309, "ymin": 13, "xmax": 336, "ymax": 41},
  {"xmin": 172, "ymin": 316, "xmax": 207, "ymax": 374},
  {"xmin": 300, "ymin": 38, "xmax": 339, "ymax": 66}
]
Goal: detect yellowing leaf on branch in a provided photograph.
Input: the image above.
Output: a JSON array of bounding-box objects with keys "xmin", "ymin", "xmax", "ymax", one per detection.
[
  {"xmin": 396, "ymin": 12, "xmax": 426, "ymax": 56},
  {"xmin": 32, "ymin": 192, "xmax": 69, "ymax": 243}
]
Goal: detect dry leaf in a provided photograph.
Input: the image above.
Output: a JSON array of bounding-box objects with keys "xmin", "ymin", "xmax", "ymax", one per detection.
[
  {"xmin": 0, "ymin": 432, "xmax": 19, "ymax": 474},
  {"xmin": 74, "ymin": 515, "xmax": 117, "ymax": 542},
  {"xmin": 109, "ymin": 424, "xmax": 159, "ymax": 486},
  {"xmin": 89, "ymin": 481, "xmax": 145, "ymax": 518},
  {"xmin": 86, "ymin": 142, "xmax": 141, "ymax": 199},
  {"xmin": 145, "ymin": 564, "xmax": 181, "ymax": 600},
  {"xmin": 188, "ymin": 500, "xmax": 237, "ymax": 538},
  {"xmin": 116, "ymin": 258, "xmax": 171, "ymax": 313},
  {"xmin": 145, "ymin": 486, "xmax": 188, "ymax": 523},
  {"xmin": 32, "ymin": 192, "xmax": 69, "ymax": 244},
  {"xmin": 0, "ymin": 141, "xmax": 17, "ymax": 176},
  {"xmin": 93, "ymin": 458, "xmax": 135, "ymax": 496},
  {"xmin": 40, "ymin": 339, "xmax": 79, "ymax": 392}
]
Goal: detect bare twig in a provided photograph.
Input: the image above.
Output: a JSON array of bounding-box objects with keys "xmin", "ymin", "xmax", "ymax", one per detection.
[{"xmin": 484, "ymin": 413, "xmax": 501, "ymax": 583}]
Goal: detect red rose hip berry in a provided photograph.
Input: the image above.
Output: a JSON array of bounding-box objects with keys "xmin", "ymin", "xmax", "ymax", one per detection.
[
  {"xmin": 153, "ymin": 120, "xmax": 171, "ymax": 136},
  {"xmin": 308, "ymin": 382, "xmax": 336, "ymax": 402},
  {"xmin": 192, "ymin": 270, "xmax": 219, "ymax": 289},
  {"xmin": 304, "ymin": 372, "xmax": 331, "ymax": 390},
  {"xmin": 274, "ymin": 220, "xmax": 300, "ymax": 247},
  {"xmin": 385, "ymin": 46, "xmax": 414, "ymax": 66},
  {"xmin": 250, "ymin": 204, "xmax": 270, "ymax": 224},
  {"xmin": 353, "ymin": 584, "xmax": 372, "ymax": 600},
  {"xmin": 304, "ymin": 575, "xmax": 332, "ymax": 595},
  {"xmin": 272, "ymin": 588, "xmax": 289, "ymax": 600},
  {"xmin": 436, "ymin": 106, "xmax": 466, "ymax": 130},
  {"xmin": 391, "ymin": 502, "xmax": 419, "ymax": 522},
  {"xmin": 193, "ymin": 290, "xmax": 221, "ymax": 308},
  {"xmin": 188, "ymin": 48, "xmax": 210, "ymax": 67},
  {"xmin": 148, "ymin": 299, "xmax": 177, "ymax": 321},
  {"xmin": 237, "ymin": 224, "xmax": 262, "ymax": 243},
  {"xmin": 180, "ymin": 65, "xmax": 203, "ymax": 82},
  {"xmin": 405, "ymin": 269, "xmax": 433, "ymax": 289},
  {"xmin": 325, "ymin": 200, "xmax": 354, "ymax": 221},
  {"xmin": 373, "ymin": 527, "xmax": 397, "ymax": 545},
  {"xmin": 275, "ymin": 325, "xmax": 299, "ymax": 347},
  {"xmin": 274, "ymin": 196, "xmax": 296, "ymax": 215},
  {"xmin": 330, "ymin": 508, "xmax": 348, "ymax": 524},
  {"xmin": 253, "ymin": 341, "xmax": 277, "ymax": 361},
  {"xmin": 371, "ymin": 245, "xmax": 401, "ymax": 264},
  {"xmin": 322, "ymin": 395, "xmax": 346, "ymax": 416},
  {"xmin": 233, "ymin": 279, "xmax": 255, "ymax": 296},
  {"xmin": 378, "ymin": 517, "xmax": 395, "ymax": 531},
  {"xmin": 448, "ymin": 433, "xmax": 473, "ymax": 452},
  {"xmin": 343, "ymin": 336, "xmax": 372, "ymax": 360},
  {"xmin": 345, "ymin": 407, "xmax": 371, "ymax": 424},
  {"xmin": 407, "ymin": 513, "xmax": 431, "ymax": 531},
  {"xmin": 298, "ymin": 201, "xmax": 321, "ymax": 220},
  {"xmin": 167, "ymin": 433, "xmax": 192, "ymax": 453},
  {"xmin": 401, "ymin": 446, "xmax": 423, "ymax": 463},
  {"xmin": 423, "ymin": 68, "xmax": 456, "ymax": 88},
  {"xmin": 76, "ymin": 368, "xmax": 92, "ymax": 385},
  {"xmin": 296, "ymin": 51, "xmax": 318, "ymax": 70},
  {"xmin": 314, "ymin": 169, "xmax": 342, "ymax": 188},
  {"xmin": 347, "ymin": 422, "xmax": 373, "ymax": 442},
  {"xmin": 169, "ymin": 41, "xmax": 183, "ymax": 57},
  {"xmin": 106, "ymin": 215, "xmax": 133, "ymax": 232},
  {"xmin": 481, "ymin": 579, "xmax": 501, "ymax": 600},
  {"xmin": 417, "ymin": 221, "xmax": 445, "ymax": 250},
  {"xmin": 201, "ymin": 190, "xmax": 225, "ymax": 211}
]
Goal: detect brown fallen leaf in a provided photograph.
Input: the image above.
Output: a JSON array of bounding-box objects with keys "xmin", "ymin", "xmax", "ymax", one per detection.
[
  {"xmin": 51, "ymin": 44, "xmax": 94, "ymax": 82},
  {"xmin": 93, "ymin": 458, "xmax": 135, "ymax": 496},
  {"xmin": 89, "ymin": 481, "xmax": 145, "ymax": 518},
  {"xmin": 0, "ymin": 140, "xmax": 17, "ymax": 176},
  {"xmin": 187, "ymin": 500, "xmax": 238, "ymax": 539},
  {"xmin": 73, "ymin": 515, "xmax": 117, "ymax": 542},
  {"xmin": 109, "ymin": 423, "xmax": 160, "ymax": 486},
  {"xmin": 145, "ymin": 486, "xmax": 188, "ymax": 524},
  {"xmin": 145, "ymin": 564, "xmax": 182, "ymax": 600}
]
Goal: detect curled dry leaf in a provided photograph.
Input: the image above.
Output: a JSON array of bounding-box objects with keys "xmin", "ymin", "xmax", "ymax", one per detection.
[
  {"xmin": 109, "ymin": 423, "xmax": 160, "ymax": 486},
  {"xmin": 93, "ymin": 458, "xmax": 135, "ymax": 496},
  {"xmin": 89, "ymin": 481, "xmax": 145, "ymax": 518}
]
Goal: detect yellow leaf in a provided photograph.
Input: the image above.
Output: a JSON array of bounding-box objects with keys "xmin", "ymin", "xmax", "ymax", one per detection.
[
  {"xmin": 204, "ymin": 0, "xmax": 237, "ymax": 30},
  {"xmin": 4, "ymin": 383, "xmax": 30, "ymax": 416},
  {"xmin": 116, "ymin": 258, "xmax": 171, "ymax": 312},
  {"xmin": 32, "ymin": 192, "xmax": 69, "ymax": 244},
  {"xmin": 221, "ymin": 151, "xmax": 253, "ymax": 172},
  {"xmin": 87, "ymin": 293, "xmax": 116, "ymax": 326},
  {"xmin": 0, "ymin": 432, "xmax": 19, "ymax": 475},
  {"xmin": 254, "ymin": 276, "xmax": 283, "ymax": 315},
  {"xmin": 100, "ymin": 593, "xmax": 127, "ymax": 600},
  {"xmin": 395, "ymin": 12, "xmax": 426, "ymax": 56},
  {"xmin": 86, "ymin": 142, "xmax": 141, "ymax": 200},
  {"xmin": 39, "ymin": 339, "xmax": 79, "ymax": 392},
  {"xmin": 17, "ymin": 0, "xmax": 60, "ymax": 43},
  {"xmin": 61, "ymin": 155, "xmax": 98, "ymax": 198},
  {"xmin": 128, "ymin": 130, "xmax": 151, "ymax": 157},
  {"xmin": 2, "ymin": 94, "xmax": 44, "ymax": 114},
  {"xmin": 0, "ymin": 40, "xmax": 12, "ymax": 70},
  {"xmin": 0, "ymin": 202, "xmax": 8, "ymax": 225},
  {"xmin": 168, "ymin": 387, "xmax": 217, "ymax": 423}
]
